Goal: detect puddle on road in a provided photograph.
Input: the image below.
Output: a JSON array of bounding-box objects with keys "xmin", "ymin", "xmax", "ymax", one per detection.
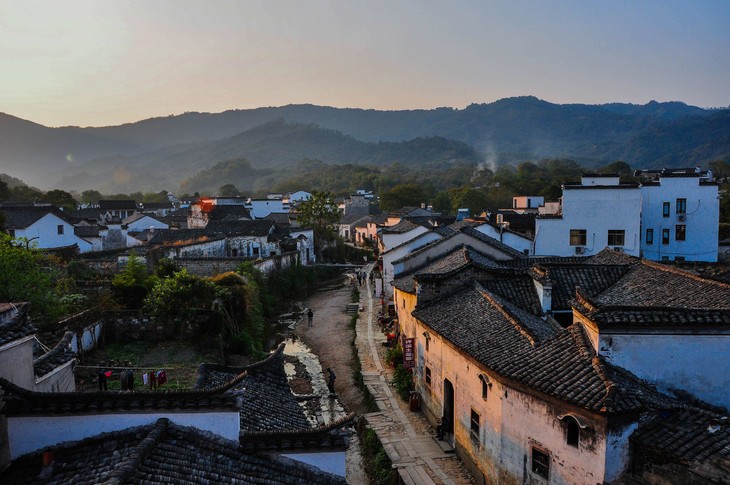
[{"xmin": 283, "ymin": 337, "xmax": 347, "ymax": 426}]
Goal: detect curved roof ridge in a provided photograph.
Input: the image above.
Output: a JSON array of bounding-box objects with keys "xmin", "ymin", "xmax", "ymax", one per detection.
[
  {"xmin": 569, "ymin": 324, "xmax": 595, "ymax": 360},
  {"xmin": 195, "ymin": 343, "xmax": 286, "ymax": 391},
  {"xmin": 242, "ymin": 412, "xmax": 355, "ymax": 439},
  {"xmin": 103, "ymin": 418, "xmax": 169, "ymax": 485},
  {"xmin": 591, "ymin": 356, "xmax": 618, "ymax": 413},
  {"xmin": 574, "ymin": 286, "xmax": 599, "ymax": 312}
]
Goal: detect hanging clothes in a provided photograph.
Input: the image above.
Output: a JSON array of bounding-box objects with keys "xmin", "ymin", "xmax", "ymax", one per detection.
[
  {"xmin": 126, "ymin": 370, "xmax": 135, "ymax": 391},
  {"xmin": 98, "ymin": 370, "xmax": 108, "ymax": 391},
  {"xmin": 120, "ymin": 371, "xmax": 128, "ymax": 391},
  {"xmin": 149, "ymin": 371, "xmax": 157, "ymax": 390},
  {"xmin": 157, "ymin": 370, "xmax": 167, "ymax": 386},
  {"xmin": 142, "ymin": 372, "xmax": 149, "ymax": 386}
]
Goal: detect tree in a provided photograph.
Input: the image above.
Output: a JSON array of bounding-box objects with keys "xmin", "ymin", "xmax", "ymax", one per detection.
[
  {"xmin": 144, "ymin": 269, "xmax": 221, "ymax": 329},
  {"xmin": 80, "ymin": 190, "xmax": 103, "ymax": 205},
  {"xmin": 10, "ymin": 185, "xmax": 44, "ymax": 202},
  {"xmin": 112, "ymin": 255, "xmax": 156, "ymax": 309},
  {"xmin": 379, "ymin": 184, "xmax": 427, "ymax": 211},
  {"xmin": 0, "ymin": 234, "xmax": 63, "ymax": 323},
  {"xmin": 0, "ymin": 179, "xmax": 10, "ymax": 201},
  {"xmin": 219, "ymin": 184, "xmax": 241, "ymax": 197},
  {"xmin": 43, "ymin": 189, "xmax": 78, "ymax": 211},
  {"xmin": 450, "ymin": 187, "xmax": 490, "ymax": 215},
  {"xmin": 296, "ymin": 191, "xmax": 341, "ymax": 258},
  {"xmin": 432, "ymin": 191, "xmax": 452, "ymax": 215}
]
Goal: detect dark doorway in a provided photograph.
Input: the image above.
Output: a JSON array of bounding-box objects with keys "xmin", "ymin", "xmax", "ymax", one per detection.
[{"xmin": 443, "ymin": 378, "xmax": 455, "ymax": 446}]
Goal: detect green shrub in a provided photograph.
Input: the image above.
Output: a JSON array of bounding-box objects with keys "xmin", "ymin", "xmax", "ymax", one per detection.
[
  {"xmin": 385, "ymin": 344, "xmax": 403, "ymax": 367},
  {"xmin": 392, "ymin": 364, "xmax": 413, "ymax": 401}
]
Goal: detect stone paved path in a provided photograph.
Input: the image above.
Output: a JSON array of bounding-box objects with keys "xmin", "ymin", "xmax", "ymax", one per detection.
[{"xmin": 356, "ymin": 264, "xmax": 475, "ymax": 485}]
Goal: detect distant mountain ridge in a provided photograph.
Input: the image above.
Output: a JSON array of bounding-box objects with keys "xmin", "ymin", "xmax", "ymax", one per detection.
[{"xmin": 0, "ymin": 96, "xmax": 727, "ymax": 192}]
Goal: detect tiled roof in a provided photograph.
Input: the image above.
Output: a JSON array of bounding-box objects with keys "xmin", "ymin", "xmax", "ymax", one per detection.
[
  {"xmin": 412, "ymin": 284, "xmax": 670, "ymax": 414},
  {"xmin": 631, "ymin": 407, "xmax": 730, "ymax": 463},
  {"xmin": 33, "ymin": 331, "xmax": 75, "ymax": 378},
  {"xmin": 593, "ymin": 260, "xmax": 730, "ymax": 309},
  {"xmin": 0, "ymin": 302, "xmax": 36, "ymax": 347},
  {"xmin": 195, "ymin": 345, "xmax": 313, "ymax": 434},
  {"xmin": 500, "ymin": 256, "xmax": 588, "ymax": 269},
  {"xmin": 533, "ymin": 264, "xmax": 631, "ymax": 311},
  {"xmin": 492, "ymin": 212, "xmax": 537, "ymax": 234},
  {"xmin": 582, "ymin": 306, "xmax": 730, "ymax": 328},
  {"xmin": 0, "ymin": 206, "xmax": 71, "ymax": 230},
  {"xmin": 1, "ymin": 418, "xmax": 347, "ymax": 484},
  {"xmin": 204, "ymin": 219, "xmax": 274, "ymax": 237},
  {"xmin": 99, "ymin": 199, "xmax": 137, "ymax": 210},
  {"xmin": 479, "ymin": 276, "xmax": 543, "ymax": 316},
  {"xmin": 381, "ymin": 219, "xmax": 422, "ymax": 234},
  {"xmin": 207, "ymin": 204, "xmax": 251, "ymax": 220},
  {"xmin": 586, "ymin": 248, "xmax": 641, "ymax": 266},
  {"xmin": 147, "ymin": 229, "xmax": 212, "ymax": 245},
  {"xmin": 73, "ymin": 225, "xmax": 101, "ymax": 238},
  {"xmin": 562, "ymin": 183, "xmax": 640, "ymax": 190}
]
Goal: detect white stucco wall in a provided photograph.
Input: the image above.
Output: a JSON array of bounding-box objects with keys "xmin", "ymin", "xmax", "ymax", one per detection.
[
  {"xmin": 7, "ymin": 411, "xmax": 240, "ymax": 459},
  {"xmin": 34, "ymin": 361, "xmax": 76, "ymax": 393},
  {"xmin": 381, "ymin": 231, "xmax": 442, "ymax": 299},
  {"xmin": 640, "ymin": 177, "xmax": 719, "ymax": 262},
  {"xmin": 535, "ymin": 187, "xmax": 641, "ymax": 257},
  {"xmin": 245, "ymin": 200, "xmax": 287, "ymax": 219},
  {"xmin": 474, "ymin": 223, "xmax": 533, "ymax": 255},
  {"xmin": 14, "ymin": 213, "xmax": 93, "ymax": 253},
  {"xmin": 70, "ymin": 322, "xmax": 103, "ymax": 354},
  {"xmin": 380, "ymin": 226, "xmax": 429, "ymax": 253},
  {"xmin": 599, "ymin": 332, "xmax": 730, "ymax": 409},
  {"xmin": 604, "ymin": 422, "xmax": 639, "ymax": 482},
  {"xmin": 281, "ymin": 451, "xmax": 346, "ymax": 477}
]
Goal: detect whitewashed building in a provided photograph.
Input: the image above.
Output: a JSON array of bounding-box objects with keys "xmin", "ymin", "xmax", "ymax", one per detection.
[
  {"xmin": 1, "ymin": 206, "xmax": 93, "ymax": 253},
  {"xmin": 534, "ymin": 175, "xmax": 642, "ymax": 257},
  {"xmin": 636, "ymin": 168, "xmax": 719, "ymax": 262}
]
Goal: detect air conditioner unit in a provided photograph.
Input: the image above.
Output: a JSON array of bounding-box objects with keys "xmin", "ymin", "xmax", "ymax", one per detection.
[
  {"xmin": 678, "ymin": 214, "xmax": 686, "ymax": 221},
  {"xmin": 575, "ymin": 246, "xmax": 584, "ymax": 254}
]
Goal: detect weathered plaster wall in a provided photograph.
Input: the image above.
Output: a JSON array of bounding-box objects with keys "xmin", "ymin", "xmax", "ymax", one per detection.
[
  {"xmin": 475, "ymin": 224, "xmax": 533, "ymax": 255},
  {"xmin": 599, "ymin": 332, "xmax": 730, "ymax": 409},
  {"xmin": 411, "ymin": 317, "xmax": 613, "ymax": 485},
  {"xmin": 381, "ymin": 226, "xmax": 429, "ymax": 253},
  {"xmin": 605, "ymin": 422, "xmax": 639, "ymax": 482},
  {"xmin": 7, "ymin": 411, "xmax": 241, "ymax": 459},
  {"xmin": 34, "ymin": 362, "xmax": 76, "ymax": 393},
  {"xmin": 0, "ymin": 337, "xmax": 35, "ymax": 389}
]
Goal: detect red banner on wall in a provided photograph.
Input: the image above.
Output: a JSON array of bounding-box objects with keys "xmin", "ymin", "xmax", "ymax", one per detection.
[{"xmin": 403, "ymin": 337, "xmax": 415, "ymax": 368}]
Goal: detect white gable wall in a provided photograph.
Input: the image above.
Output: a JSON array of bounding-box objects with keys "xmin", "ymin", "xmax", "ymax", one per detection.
[{"xmin": 14, "ymin": 213, "xmax": 93, "ymax": 253}]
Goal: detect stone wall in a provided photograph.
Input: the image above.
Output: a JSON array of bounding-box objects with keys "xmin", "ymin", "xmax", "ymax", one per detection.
[
  {"xmin": 173, "ymin": 251, "xmax": 299, "ymax": 276},
  {"xmin": 102, "ymin": 310, "xmax": 220, "ymax": 348}
]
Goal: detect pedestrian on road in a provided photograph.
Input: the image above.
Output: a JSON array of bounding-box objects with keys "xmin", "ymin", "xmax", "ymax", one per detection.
[
  {"xmin": 307, "ymin": 308, "xmax": 313, "ymax": 327},
  {"xmin": 326, "ymin": 367, "xmax": 336, "ymax": 394}
]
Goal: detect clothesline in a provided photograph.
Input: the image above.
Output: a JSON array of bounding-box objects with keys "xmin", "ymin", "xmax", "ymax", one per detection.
[{"xmin": 76, "ymin": 365, "xmax": 183, "ymax": 370}]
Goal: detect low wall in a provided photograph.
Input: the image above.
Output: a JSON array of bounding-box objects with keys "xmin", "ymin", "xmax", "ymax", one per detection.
[
  {"xmin": 102, "ymin": 310, "xmax": 220, "ymax": 348},
  {"xmin": 174, "ymin": 251, "xmax": 300, "ymax": 276}
]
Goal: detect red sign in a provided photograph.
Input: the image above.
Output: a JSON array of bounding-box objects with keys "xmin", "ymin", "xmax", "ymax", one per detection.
[{"xmin": 402, "ymin": 337, "xmax": 415, "ymax": 368}]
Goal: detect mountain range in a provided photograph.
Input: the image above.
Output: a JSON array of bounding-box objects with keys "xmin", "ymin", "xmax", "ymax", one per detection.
[{"xmin": 0, "ymin": 96, "xmax": 728, "ymax": 194}]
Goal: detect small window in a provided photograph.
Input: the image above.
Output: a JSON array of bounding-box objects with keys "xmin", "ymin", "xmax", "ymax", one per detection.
[
  {"xmin": 470, "ymin": 409, "xmax": 480, "ymax": 444},
  {"xmin": 425, "ymin": 367, "xmax": 432, "ymax": 388},
  {"xmin": 231, "ymin": 248, "xmax": 238, "ymax": 257},
  {"xmin": 481, "ymin": 377, "xmax": 489, "ymax": 400},
  {"xmin": 7, "ymin": 229, "xmax": 15, "ymax": 238},
  {"xmin": 662, "ymin": 229, "xmax": 670, "ymax": 245},
  {"xmin": 425, "ymin": 336, "xmax": 430, "ymax": 352},
  {"xmin": 676, "ymin": 198, "xmax": 687, "ymax": 214},
  {"xmin": 663, "ymin": 202, "xmax": 670, "ymax": 217},
  {"xmin": 532, "ymin": 448, "xmax": 550, "ymax": 479},
  {"xmin": 675, "ymin": 225, "xmax": 686, "ymax": 241},
  {"xmin": 569, "ymin": 229, "xmax": 587, "ymax": 246},
  {"xmin": 402, "ymin": 299, "xmax": 405, "ymax": 309},
  {"xmin": 645, "ymin": 229, "xmax": 654, "ymax": 245},
  {"xmin": 57, "ymin": 224, "xmax": 64, "ymax": 235},
  {"xmin": 252, "ymin": 247, "xmax": 260, "ymax": 256},
  {"xmin": 566, "ymin": 419, "xmax": 580, "ymax": 447},
  {"xmin": 675, "ymin": 256, "xmax": 686, "ymax": 262},
  {"xmin": 607, "ymin": 230, "xmax": 625, "ymax": 246}
]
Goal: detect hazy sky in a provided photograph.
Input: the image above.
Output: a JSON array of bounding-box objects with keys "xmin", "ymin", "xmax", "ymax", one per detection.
[{"xmin": 1, "ymin": 0, "xmax": 728, "ymax": 127}]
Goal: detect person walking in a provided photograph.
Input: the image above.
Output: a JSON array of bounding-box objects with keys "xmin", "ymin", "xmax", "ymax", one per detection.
[
  {"xmin": 307, "ymin": 308, "xmax": 313, "ymax": 327},
  {"xmin": 326, "ymin": 368, "xmax": 336, "ymax": 394}
]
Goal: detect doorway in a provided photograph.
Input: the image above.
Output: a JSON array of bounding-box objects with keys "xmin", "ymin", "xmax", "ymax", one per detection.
[{"xmin": 443, "ymin": 378, "xmax": 455, "ymax": 446}]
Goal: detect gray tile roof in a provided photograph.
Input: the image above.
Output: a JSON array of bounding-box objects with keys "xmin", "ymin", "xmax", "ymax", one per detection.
[
  {"xmin": 412, "ymin": 284, "xmax": 671, "ymax": 414},
  {"xmin": 479, "ymin": 276, "xmax": 543, "ymax": 316},
  {"xmin": 1, "ymin": 418, "xmax": 347, "ymax": 484},
  {"xmin": 593, "ymin": 260, "xmax": 730, "ymax": 309},
  {"xmin": 0, "ymin": 303, "xmax": 36, "ymax": 347},
  {"xmin": 381, "ymin": 219, "xmax": 422, "ymax": 234},
  {"xmin": 533, "ymin": 264, "xmax": 631, "ymax": 311},
  {"xmin": 0, "ymin": 206, "xmax": 72, "ymax": 230},
  {"xmin": 33, "ymin": 331, "xmax": 75, "ymax": 378},
  {"xmin": 631, "ymin": 407, "xmax": 730, "ymax": 463},
  {"xmin": 204, "ymin": 219, "xmax": 274, "ymax": 237},
  {"xmin": 195, "ymin": 345, "xmax": 313, "ymax": 434}
]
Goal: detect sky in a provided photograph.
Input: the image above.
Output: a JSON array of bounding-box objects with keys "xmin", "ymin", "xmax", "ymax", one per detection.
[{"xmin": 1, "ymin": 0, "xmax": 728, "ymax": 127}]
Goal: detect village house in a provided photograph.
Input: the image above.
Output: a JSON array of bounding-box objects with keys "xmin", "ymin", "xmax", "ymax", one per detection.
[
  {"xmin": 635, "ymin": 167, "xmax": 719, "ymax": 262},
  {"xmin": 245, "ymin": 197, "xmax": 290, "ymax": 219},
  {"xmin": 391, "ymin": 247, "xmax": 730, "ymax": 484},
  {"xmin": 1, "ymin": 206, "xmax": 93, "ymax": 253},
  {"xmin": 98, "ymin": 199, "xmax": 138, "ymax": 220},
  {"xmin": 138, "ymin": 200, "xmax": 176, "ymax": 217},
  {"xmin": 534, "ymin": 174, "xmax": 642, "ymax": 257},
  {"xmin": 511, "ymin": 195, "xmax": 545, "ymax": 214},
  {"xmin": 187, "ymin": 198, "xmax": 251, "ymax": 228}
]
